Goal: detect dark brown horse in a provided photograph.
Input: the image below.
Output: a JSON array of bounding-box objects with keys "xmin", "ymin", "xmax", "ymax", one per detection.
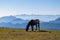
[{"xmin": 26, "ymin": 19, "xmax": 40, "ymax": 31}]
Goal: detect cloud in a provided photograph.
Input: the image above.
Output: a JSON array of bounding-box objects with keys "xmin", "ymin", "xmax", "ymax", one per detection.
[{"xmin": 0, "ymin": 9, "xmax": 60, "ymax": 17}]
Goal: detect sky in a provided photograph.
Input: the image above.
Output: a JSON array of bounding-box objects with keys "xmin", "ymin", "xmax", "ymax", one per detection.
[{"xmin": 0, "ymin": 0, "xmax": 60, "ymax": 17}]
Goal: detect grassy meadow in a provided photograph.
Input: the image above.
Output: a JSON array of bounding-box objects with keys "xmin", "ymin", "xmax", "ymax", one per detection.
[{"xmin": 0, "ymin": 28, "xmax": 60, "ymax": 40}]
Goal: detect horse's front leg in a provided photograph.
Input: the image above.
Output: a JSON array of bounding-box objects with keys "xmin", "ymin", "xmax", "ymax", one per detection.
[{"xmin": 26, "ymin": 25, "xmax": 30, "ymax": 31}]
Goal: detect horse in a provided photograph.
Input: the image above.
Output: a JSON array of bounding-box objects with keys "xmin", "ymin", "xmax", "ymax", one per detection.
[{"xmin": 26, "ymin": 19, "xmax": 40, "ymax": 31}]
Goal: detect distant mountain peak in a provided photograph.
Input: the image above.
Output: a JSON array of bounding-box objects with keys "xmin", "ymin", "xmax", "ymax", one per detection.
[
  {"xmin": 56, "ymin": 18, "xmax": 60, "ymax": 20},
  {"xmin": 0, "ymin": 16, "xmax": 24, "ymax": 23},
  {"xmin": 1, "ymin": 16, "xmax": 16, "ymax": 19}
]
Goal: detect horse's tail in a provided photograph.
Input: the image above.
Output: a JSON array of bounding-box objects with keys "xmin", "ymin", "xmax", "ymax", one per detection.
[{"xmin": 26, "ymin": 22, "xmax": 30, "ymax": 31}]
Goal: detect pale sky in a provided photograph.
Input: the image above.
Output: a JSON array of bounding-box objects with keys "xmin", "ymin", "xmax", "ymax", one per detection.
[{"xmin": 0, "ymin": 0, "xmax": 60, "ymax": 17}]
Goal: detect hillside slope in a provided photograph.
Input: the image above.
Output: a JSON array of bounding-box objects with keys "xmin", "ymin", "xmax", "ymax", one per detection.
[{"xmin": 0, "ymin": 28, "xmax": 60, "ymax": 40}]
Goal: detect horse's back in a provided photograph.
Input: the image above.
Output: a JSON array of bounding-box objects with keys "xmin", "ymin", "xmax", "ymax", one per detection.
[{"xmin": 30, "ymin": 19, "xmax": 40, "ymax": 25}]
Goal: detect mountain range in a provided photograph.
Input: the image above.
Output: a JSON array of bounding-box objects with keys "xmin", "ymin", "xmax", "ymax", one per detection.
[
  {"xmin": 0, "ymin": 15, "xmax": 60, "ymax": 30},
  {"xmin": 0, "ymin": 16, "xmax": 29, "ymax": 28},
  {"xmin": 41, "ymin": 18, "xmax": 60, "ymax": 30},
  {"xmin": 15, "ymin": 14, "xmax": 60, "ymax": 22}
]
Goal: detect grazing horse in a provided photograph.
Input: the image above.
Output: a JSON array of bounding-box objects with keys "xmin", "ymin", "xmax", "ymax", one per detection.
[{"xmin": 26, "ymin": 19, "xmax": 40, "ymax": 31}]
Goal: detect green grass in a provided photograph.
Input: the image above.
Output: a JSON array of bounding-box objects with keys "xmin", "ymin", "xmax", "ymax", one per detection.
[{"xmin": 0, "ymin": 28, "xmax": 60, "ymax": 40}]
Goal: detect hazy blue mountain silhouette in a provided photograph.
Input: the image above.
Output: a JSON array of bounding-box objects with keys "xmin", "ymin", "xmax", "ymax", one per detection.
[
  {"xmin": 0, "ymin": 16, "xmax": 29, "ymax": 28},
  {"xmin": 41, "ymin": 18, "xmax": 60, "ymax": 30},
  {"xmin": 0, "ymin": 16, "xmax": 25, "ymax": 23},
  {"xmin": 0, "ymin": 16, "xmax": 16, "ymax": 23},
  {"xmin": 50, "ymin": 18, "xmax": 60, "ymax": 24},
  {"xmin": 15, "ymin": 14, "xmax": 60, "ymax": 22},
  {"xmin": 0, "ymin": 16, "xmax": 60, "ymax": 30}
]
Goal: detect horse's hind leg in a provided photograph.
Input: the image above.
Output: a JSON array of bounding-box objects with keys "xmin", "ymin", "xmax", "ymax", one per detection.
[
  {"xmin": 38, "ymin": 24, "xmax": 40, "ymax": 31},
  {"xmin": 38, "ymin": 26, "xmax": 40, "ymax": 31},
  {"xmin": 31, "ymin": 25, "xmax": 34, "ymax": 31},
  {"xmin": 36, "ymin": 25, "xmax": 37, "ymax": 30}
]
